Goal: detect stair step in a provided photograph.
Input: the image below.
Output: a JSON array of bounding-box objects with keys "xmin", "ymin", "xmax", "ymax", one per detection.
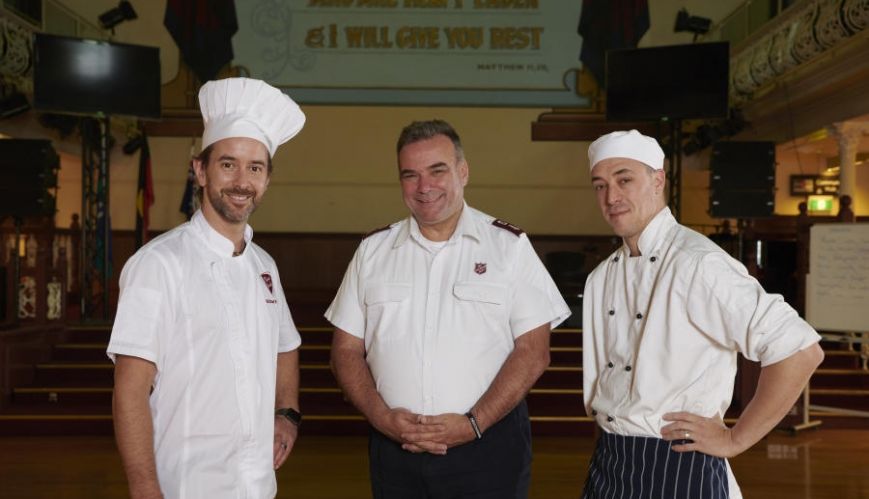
[
  {"xmin": 51, "ymin": 343, "xmax": 334, "ymax": 364},
  {"xmin": 527, "ymin": 389, "xmax": 584, "ymax": 415},
  {"xmin": 550, "ymin": 328, "xmax": 581, "ymax": 348},
  {"xmin": 550, "ymin": 347, "xmax": 582, "ymax": 365},
  {"xmin": 0, "ymin": 414, "xmax": 113, "ymax": 436},
  {"xmin": 12, "ymin": 387, "xmax": 112, "ymax": 405},
  {"xmin": 810, "ymin": 389, "xmax": 869, "ymax": 410},
  {"xmin": 536, "ymin": 366, "xmax": 582, "ymax": 388},
  {"xmin": 33, "ymin": 363, "xmax": 114, "ymax": 386},
  {"xmin": 52, "ymin": 344, "xmax": 108, "ymax": 362},
  {"xmin": 811, "ymin": 369, "xmax": 869, "ymax": 389},
  {"xmin": 298, "ymin": 327, "xmax": 333, "ymax": 347},
  {"xmin": 530, "ymin": 416, "xmax": 596, "ymax": 437},
  {"xmin": 820, "ymin": 350, "xmax": 865, "ymax": 369},
  {"xmin": 299, "ymin": 345, "xmax": 332, "ymax": 363},
  {"xmin": 299, "ymin": 364, "xmax": 337, "ymax": 388},
  {"xmin": 63, "ymin": 326, "xmax": 112, "ymax": 344}
]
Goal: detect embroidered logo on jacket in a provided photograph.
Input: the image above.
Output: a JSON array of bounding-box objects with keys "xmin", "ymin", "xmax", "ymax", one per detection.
[
  {"xmin": 261, "ymin": 273, "xmax": 274, "ymax": 294},
  {"xmin": 474, "ymin": 262, "xmax": 487, "ymax": 275}
]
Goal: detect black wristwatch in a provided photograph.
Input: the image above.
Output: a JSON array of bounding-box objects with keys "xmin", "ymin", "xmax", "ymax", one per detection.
[{"xmin": 275, "ymin": 408, "xmax": 302, "ymax": 427}]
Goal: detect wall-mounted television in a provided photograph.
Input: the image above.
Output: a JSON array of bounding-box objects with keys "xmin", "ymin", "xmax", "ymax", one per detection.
[
  {"xmin": 33, "ymin": 33, "xmax": 161, "ymax": 119},
  {"xmin": 605, "ymin": 42, "xmax": 729, "ymax": 122}
]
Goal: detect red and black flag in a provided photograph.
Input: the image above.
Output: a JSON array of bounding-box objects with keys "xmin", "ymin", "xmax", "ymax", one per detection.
[
  {"xmin": 578, "ymin": 0, "xmax": 650, "ymax": 85},
  {"xmin": 164, "ymin": 0, "xmax": 238, "ymax": 83},
  {"xmin": 135, "ymin": 133, "xmax": 154, "ymax": 249}
]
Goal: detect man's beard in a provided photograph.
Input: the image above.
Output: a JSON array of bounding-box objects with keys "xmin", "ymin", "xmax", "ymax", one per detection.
[{"xmin": 207, "ymin": 187, "xmax": 260, "ymax": 224}]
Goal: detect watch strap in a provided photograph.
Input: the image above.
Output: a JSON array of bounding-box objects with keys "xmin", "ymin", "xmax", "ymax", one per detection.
[{"xmin": 275, "ymin": 407, "xmax": 302, "ymax": 427}]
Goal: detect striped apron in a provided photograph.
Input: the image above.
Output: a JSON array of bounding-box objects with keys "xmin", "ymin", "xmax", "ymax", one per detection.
[{"xmin": 582, "ymin": 432, "xmax": 729, "ymax": 499}]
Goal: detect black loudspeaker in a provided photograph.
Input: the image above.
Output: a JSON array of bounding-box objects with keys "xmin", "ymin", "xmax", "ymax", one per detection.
[
  {"xmin": 709, "ymin": 141, "xmax": 775, "ymax": 218},
  {"xmin": 0, "ymin": 139, "xmax": 59, "ymax": 217}
]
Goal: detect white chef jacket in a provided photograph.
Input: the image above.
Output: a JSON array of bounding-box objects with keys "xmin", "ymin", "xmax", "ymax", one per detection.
[
  {"xmin": 325, "ymin": 204, "xmax": 570, "ymax": 415},
  {"xmin": 583, "ymin": 207, "xmax": 821, "ymax": 498},
  {"xmin": 107, "ymin": 210, "xmax": 301, "ymax": 499}
]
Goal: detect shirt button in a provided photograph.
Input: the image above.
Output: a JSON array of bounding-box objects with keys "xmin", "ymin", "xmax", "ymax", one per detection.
[
  {"xmin": 625, "ymin": 365, "xmax": 632, "ymax": 372},
  {"xmin": 607, "ymin": 362, "xmax": 614, "ymax": 368},
  {"xmin": 607, "ymin": 416, "xmax": 614, "ymax": 422},
  {"xmin": 592, "ymin": 410, "xmax": 598, "ymax": 416},
  {"xmin": 614, "ymin": 256, "xmax": 620, "ymax": 262},
  {"xmin": 636, "ymin": 313, "xmax": 643, "ymax": 319},
  {"xmin": 608, "ymin": 310, "xmax": 615, "ymax": 316},
  {"xmin": 650, "ymin": 256, "xmax": 657, "ymax": 262}
]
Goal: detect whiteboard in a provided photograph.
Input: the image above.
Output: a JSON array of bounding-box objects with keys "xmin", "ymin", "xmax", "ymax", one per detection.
[{"xmin": 806, "ymin": 223, "xmax": 869, "ymax": 332}]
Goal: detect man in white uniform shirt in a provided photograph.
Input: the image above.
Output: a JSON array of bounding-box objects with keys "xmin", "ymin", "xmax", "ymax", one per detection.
[
  {"xmin": 581, "ymin": 130, "xmax": 824, "ymax": 498},
  {"xmin": 108, "ymin": 78, "xmax": 305, "ymax": 499},
  {"xmin": 327, "ymin": 120, "xmax": 570, "ymax": 498}
]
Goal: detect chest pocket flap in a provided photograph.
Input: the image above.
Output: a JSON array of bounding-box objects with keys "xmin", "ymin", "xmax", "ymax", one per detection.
[
  {"xmin": 364, "ymin": 283, "xmax": 411, "ymax": 305},
  {"xmin": 453, "ymin": 282, "xmax": 508, "ymax": 304}
]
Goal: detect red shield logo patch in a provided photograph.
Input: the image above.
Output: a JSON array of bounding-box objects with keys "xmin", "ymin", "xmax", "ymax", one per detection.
[
  {"xmin": 474, "ymin": 262, "xmax": 487, "ymax": 275},
  {"xmin": 261, "ymin": 273, "xmax": 274, "ymax": 294}
]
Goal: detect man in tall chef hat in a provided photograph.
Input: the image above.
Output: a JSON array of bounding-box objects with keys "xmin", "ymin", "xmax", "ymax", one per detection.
[
  {"xmin": 109, "ymin": 78, "xmax": 306, "ymax": 498},
  {"xmin": 581, "ymin": 130, "xmax": 823, "ymax": 498}
]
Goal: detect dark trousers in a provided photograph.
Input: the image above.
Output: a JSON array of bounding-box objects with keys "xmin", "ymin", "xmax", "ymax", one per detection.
[
  {"xmin": 582, "ymin": 431, "xmax": 730, "ymax": 499},
  {"xmin": 369, "ymin": 401, "xmax": 532, "ymax": 499}
]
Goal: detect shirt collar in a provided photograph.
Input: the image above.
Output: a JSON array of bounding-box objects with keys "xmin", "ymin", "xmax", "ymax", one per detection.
[
  {"xmin": 191, "ymin": 209, "xmax": 254, "ymax": 257},
  {"xmin": 394, "ymin": 201, "xmax": 480, "ymax": 248},
  {"xmin": 630, "ymin": 206, "xmax": 676, "ymax": 257}
]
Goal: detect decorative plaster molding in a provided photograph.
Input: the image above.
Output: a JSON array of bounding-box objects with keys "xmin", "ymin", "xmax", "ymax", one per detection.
[{"xmin": 729, "ymin": 0, "xmax": 869, "ymax": 106}]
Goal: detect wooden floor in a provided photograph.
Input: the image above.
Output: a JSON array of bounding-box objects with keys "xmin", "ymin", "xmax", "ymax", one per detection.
[{"xmin": 0, "ymin": 429, "xmax": 867, "ymax": 498}]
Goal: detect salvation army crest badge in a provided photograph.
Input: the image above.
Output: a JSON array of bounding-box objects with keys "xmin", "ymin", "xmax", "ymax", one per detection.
[
  {"xmin": 261, "ymin": 273, "xmax": 274, "ymax": 294},
  {"xmin": 474, "ymin": 262, "xmax": 487, "ymax": 275}
]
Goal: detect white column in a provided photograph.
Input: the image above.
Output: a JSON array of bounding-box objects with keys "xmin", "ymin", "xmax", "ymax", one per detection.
[{"xmin": 828, "ymin": 121, "xmax": 868, "ymax": 213}]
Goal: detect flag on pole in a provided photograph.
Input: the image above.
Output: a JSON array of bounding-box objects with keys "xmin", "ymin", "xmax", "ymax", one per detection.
[
  {"xmin": 135, "ymin": 133, "xmax": 154, "ymax": 249},
  {"xmin": 578, "ymin": 0, "xmax": 650, "ymax": 86},
  {"xmin": 180, "ymin": 142, "xmax": 197, "ymax": 220},
  {"xmin": 164, "ymin": 0, "xmax": 238, "ymax": 83}
]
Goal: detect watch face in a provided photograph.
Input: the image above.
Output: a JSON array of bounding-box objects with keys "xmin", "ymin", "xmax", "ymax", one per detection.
[{"xmin": 277, "ymin": 408, "xmax": 302, "ymax": 425}]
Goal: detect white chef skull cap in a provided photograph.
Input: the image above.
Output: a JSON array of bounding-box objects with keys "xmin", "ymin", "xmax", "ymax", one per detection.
[
  {"xmin": 588, "ymin": 129, "xmax": 665, "ymax": 171},
  {"xmin": 199, "ymin": 77, "xmax": 305, "ymax": 158}
]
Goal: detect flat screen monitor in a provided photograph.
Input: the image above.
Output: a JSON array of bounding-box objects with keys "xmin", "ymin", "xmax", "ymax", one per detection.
[
  {"xmin": 33, "ymin": 33, "xmax": 161, "ymax": 119},
  {"xmin": 605, "ymin": 42, "xmax": 729, "ymax": 122}
]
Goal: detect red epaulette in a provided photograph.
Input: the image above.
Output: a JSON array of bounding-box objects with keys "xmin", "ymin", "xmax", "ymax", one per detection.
[
  {"xmin": 363, "ymin": 224, "xmax": 392, "ymax": 239},
  {"xmin": 492, "ymin": 219, "xmax": 524, "ymax": 237}
]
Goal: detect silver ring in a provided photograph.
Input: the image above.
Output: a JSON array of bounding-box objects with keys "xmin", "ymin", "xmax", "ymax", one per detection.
[{"xmin": 684, "ymin": 431, "xmax": 691, "ymax": 440}]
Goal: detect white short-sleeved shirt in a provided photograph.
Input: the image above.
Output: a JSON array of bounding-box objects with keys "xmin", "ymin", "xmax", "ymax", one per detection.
[
  {"xmin": 325, "ymin": 204, "xmax": 570, "ymax": 415},
  {"xmin": 582, "ymin": 207, "xmax": 821, "ymax": 498},
  {"xmin": 107, "ymin": 210, "xmax": 301, "ymax": 499}
]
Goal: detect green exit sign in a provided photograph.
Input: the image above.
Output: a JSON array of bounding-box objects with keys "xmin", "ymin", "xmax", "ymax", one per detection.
[{"xmin": 807, "ymin": 196, "xmax": 833, "ymax": 212}]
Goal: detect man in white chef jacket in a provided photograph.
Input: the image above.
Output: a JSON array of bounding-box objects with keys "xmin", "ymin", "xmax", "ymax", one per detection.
[
  {"xmin": 581, "ymin": 130, "xmax": 824, "ymax": 498},
  {"xmin": 327, "ymin": 119, "xmax": 570, "ymax": 498},
  {"xmin": 108, "ymin": 78, "xmax": 305, "ymax": 498}
]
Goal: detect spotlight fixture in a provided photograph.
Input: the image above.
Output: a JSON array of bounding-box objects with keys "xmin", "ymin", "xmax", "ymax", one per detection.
[
  {"xmin": 674, "ymin": 9, "xmax": 711, "ymax": 40},
  {"xmin": 99, "ymin": 1, "xmax": 137, "ymax": 31}
]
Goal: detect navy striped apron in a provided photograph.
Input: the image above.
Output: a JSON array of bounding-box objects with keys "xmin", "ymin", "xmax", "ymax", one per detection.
[{"xmin": 582, "ymin": 432, "xmax": 730, "ymax": 499}]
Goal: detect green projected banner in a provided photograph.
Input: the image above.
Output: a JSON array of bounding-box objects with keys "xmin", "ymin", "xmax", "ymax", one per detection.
[{"xmin": 233, "ymin": 0, "xmax": 588, "ymax": 107}]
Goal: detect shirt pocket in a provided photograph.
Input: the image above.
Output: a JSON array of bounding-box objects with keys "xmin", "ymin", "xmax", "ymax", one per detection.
[
  {"xmin": 364, "ymin": 283, "xmax": 412, "ymax": 342},
  {"xmin": 452, "ymin": 281, "xmax": 510, "ymax": 343}
]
